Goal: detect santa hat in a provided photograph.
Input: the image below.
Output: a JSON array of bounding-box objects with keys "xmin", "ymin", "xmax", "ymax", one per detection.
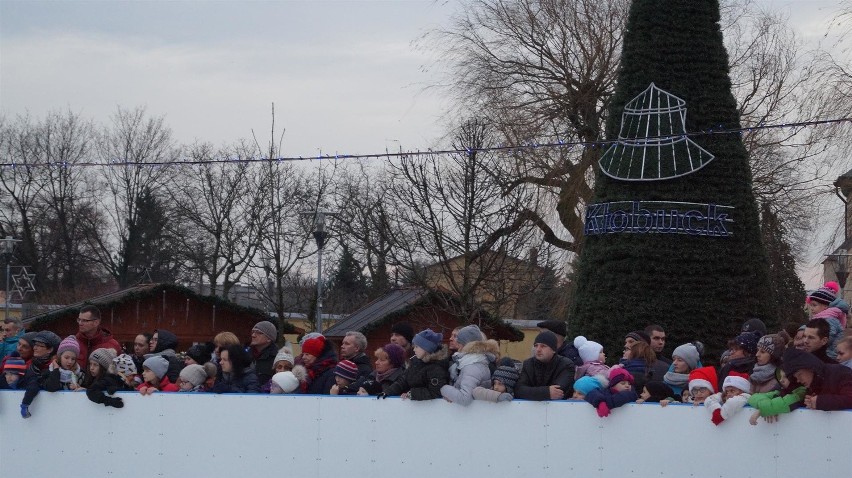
[
  {"xmin": 688, "ymin": 366, "xmax": 717, "ymax": 394},
  {"xmin": 722, "ymin": 371, "xmax": 751, "ymax": 394}
]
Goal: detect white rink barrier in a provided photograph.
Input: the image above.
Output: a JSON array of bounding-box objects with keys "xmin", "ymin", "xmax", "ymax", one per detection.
[{"xmin": 1, "ymin": 390, "xmax": 850, "ymax": 478}]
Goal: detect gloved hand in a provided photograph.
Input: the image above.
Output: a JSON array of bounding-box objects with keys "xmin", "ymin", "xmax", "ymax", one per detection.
[
  {"xmin": 376, "ymin": 392, "xmax": 387, "ymax": 400},
  {"xmin": 497, "ymin": 393, "xmax": 513, "ymax": 402},
  {"xmin": 20, "ymin": 404, "xmax": 31, "ymax": 419},
  {"xmin": 596, "ymin": 402, "xmax": 610, "ymax": 417},
  {"xmin": 103, "ymin": 396, "xmax": 124, "ymax": 409},
  {"xmin": 711, "ymin": 408, "xmax": 724, "ymax": 426}
]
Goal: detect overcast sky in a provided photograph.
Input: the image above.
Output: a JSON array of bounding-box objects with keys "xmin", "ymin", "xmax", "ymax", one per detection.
[{"xmin": 0, "ymin": 0, "xmax": 848, "ymax": 286}]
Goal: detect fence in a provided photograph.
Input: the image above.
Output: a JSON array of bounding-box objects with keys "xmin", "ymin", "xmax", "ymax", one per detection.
[{"xmin": 1, "ymin": 390, "xmax": 849, "ymax": 477}]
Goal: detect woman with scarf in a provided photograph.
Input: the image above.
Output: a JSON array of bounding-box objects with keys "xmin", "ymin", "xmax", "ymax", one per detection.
[
  {"xmin": 354, "ymin": 343, "xmax": 406, "ymax": 396},
  {"xmin": 663, "ymin": 342, "xmax": 702, "ymax": 397},
  {"xmin": 301, "ymin": 335, "xmax": 338, "ymax": 394}
]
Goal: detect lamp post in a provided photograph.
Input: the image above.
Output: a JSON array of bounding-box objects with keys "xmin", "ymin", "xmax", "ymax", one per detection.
[
  {"xmin": 0, "ymin": 236, "xmax": 20, "ymax": 321},
  {"xmin": 828, "ymin": 250, "xmax": 850, "ymax": 290},
  {"xmin": 302, "ymin": 210, "xmax": 336, "ymax": 333}
]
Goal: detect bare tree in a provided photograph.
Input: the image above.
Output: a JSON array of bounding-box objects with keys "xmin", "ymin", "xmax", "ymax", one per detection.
[
  {"xmin": 384, "ymin": 118, "xmax": 553, "ymax": 322},
  {"xmin": 0, "ymin": 110, "xmax": 103, "ymax": 302},
  {"xmin": 89, "ymin": 106, "xmax": 179, "ymax": 288}
]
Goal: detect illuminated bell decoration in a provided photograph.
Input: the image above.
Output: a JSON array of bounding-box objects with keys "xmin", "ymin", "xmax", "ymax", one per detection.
[{"xmin": 599, "ymin": 83, "xmax": 715, "ymax": 181}]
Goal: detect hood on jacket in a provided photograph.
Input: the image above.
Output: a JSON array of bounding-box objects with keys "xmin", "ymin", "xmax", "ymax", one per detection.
[
  {"xmin": 420, "ymin": 344, "xmax": 449, "ymax": 364},
  {"xmin": 154, "ymin": 329, "xmax": 179, "ymax": 353},
  {"xmin": 782, "ymin": 348, "xmax": 825, "ymax": 378},
  {"xmin": 460, "ymin": 339, "xmax": 500, "ymax": 356}
]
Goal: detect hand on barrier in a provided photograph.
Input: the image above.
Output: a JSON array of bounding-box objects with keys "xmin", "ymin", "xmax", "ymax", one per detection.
[
  {"xmin": 711, "ymin": 409, "xmax": 724, "ymax": 426},
  {"xmin": 103, "ymin": 396, "xmax": 124, "ymax": 409},
  {"xmin": 596, "ymin": 402, "xmax": 610, "ymax": 417},
  {"xmin": 376, "ymin": 392, "xmax": 387, "ymax": 400},
  {"xmin": 20, "ymin": 404, "xmax": 31, "ymax": 419}
]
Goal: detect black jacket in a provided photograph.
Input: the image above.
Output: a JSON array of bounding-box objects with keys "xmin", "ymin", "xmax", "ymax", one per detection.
[
  {"xmin": 782, "ymin": 348, "xmax": 852, "ymax": 411},
  {"xmin": 718, "ymin": 356, "xmax": 756, "ymax": 390},
  {"xmin": 384, "ymin": 346, "xmax": 450, "ymax": 400},
  {"xmin": 252, "ymin": 342, "xmax": 278, "ymax": 386},
  {"xmin": 213, "ymin": 367, "xmax": 261, "ymax": 393},
  {"xmin": 347, "ymin": 352, "xmax": 374, "ymax": 379},
  {"xmin": 514, "ymin": 355, "xmax": 575, "ymax": 401},
  {"xmin": 557, "ymin": 342, "xmax": 584, "ymax": 367}
]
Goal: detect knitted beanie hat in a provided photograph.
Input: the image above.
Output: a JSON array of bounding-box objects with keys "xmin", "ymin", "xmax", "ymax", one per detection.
[
  {"xmin": 186, "ymin": 343, "xmax": 212, "ymax": 365},
  {"xmin": 456, "ymin": 325, "xmax": 484, "ymax": 347},
  {"xmin": 608, "ymin": 367, "xmax": 635, "ymax": 388},
  {"xmin": 57, "ymin": 336, "xmax": 80, "ymax": 358},
  {"xmin": 412, "ymin": 329, "xmax": 443, "ymax": 354},
  {"xmin": 688, "ymin": 366, "xmax": 717, "ymax": 394},
  {"xmin": 756, "ymin": 334, "xmax": 785, "ymax": 361},
  {"xmin": 2, "ymin": 356, "xmax": 27, "ymax": 376},
  {"xmin": 808, "ymin": 286, "xmax": 837, "ymax": 305},
  {"xmin": 89, "ymin": 348, "xmax": 117, "ymax": 371},
  {"xmin": 203, "ymin": 362, "xmax": 218, "ymax": 379},
  {"xmin": 381, "ymin": 343, "xmax": 406, "ymax": 369},
  {"xmin": 390, "ymin": 322, "xmax": 414, "ymax": 344},
  {"xmin": 573, "ymin": 375, "xmax": 605, "ymax": 395},
  {"xmin": 142, "ymin": 355, "xmax": 169, "ymax": 380},
  {"xmin": 274, "ymin": 348, "xmax": 295, "ymax": 367},
  {"xmin": 492, "ymin": 362, "xmax": 521, "ymax": 393},
  {"xmin": 574, "ymin": 336, "xmax": 603, "ymax": 363},
  {"xmin": 301, "ymin": 336, "xmax": 326, "ymax": 357},
  {"xmin": 672, "ymin": 343, "xmax": 700, "ymax": 370},
  {"xmin": 334, "ymin": 360, "xmax": 359, "ymax": 382},
  {"xmin": 722, "ymin": 372, "xmax": 751, "ymax": 394},
  {"xmin": 113, "ymin": 353, "xmax": 138, "ymax": 376},
  {"xmin": 625, "ymin": 331, "xmax": 651, "ymax": 344},
  {"xmin": 740, "ymin": 318, "xmax": 767, "ymax": 336},
  {"xmin": 252, "ymin": 321, "xmax": 278, "ymax": 342},
  {"xmin": 732, "ymin": 332, "xmax": 759, "ymax": 355},
  {"xmin": 534, "ymin": 331, "xmax": 559, "ymax": 352},
  {"xmin": 179, "ymin": 364, "xmax": 208, "ymax": 387},
  {"xmin": 271, "ymin": 371, "xmax": 300, "ymax": 393}
]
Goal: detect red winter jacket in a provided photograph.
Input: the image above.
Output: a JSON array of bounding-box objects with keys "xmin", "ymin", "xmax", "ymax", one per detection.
[
  {"xmin": 76, "ymin": 328, "xmax": 122, "ymax": 369},
  {"xmin": 137, "ymin": 375, "xmax": 180, "ymax": 393}
]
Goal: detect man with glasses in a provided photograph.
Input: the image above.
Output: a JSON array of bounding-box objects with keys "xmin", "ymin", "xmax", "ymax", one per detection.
[
  {"xmin": 2, "ymin": 317, "xmax": 25, "ymax": 358},
  {"xmin": 74, "ymin": 305, "xmax": 121, "ymax": 368}
]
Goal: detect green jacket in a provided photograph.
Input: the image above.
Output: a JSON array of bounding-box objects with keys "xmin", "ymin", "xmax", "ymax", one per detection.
[{"xmin": 747, "ymin": 386, "xmax": 806, "ymax": 416}]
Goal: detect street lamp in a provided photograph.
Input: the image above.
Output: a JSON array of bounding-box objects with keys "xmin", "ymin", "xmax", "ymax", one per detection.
[
  {"xmin": 0, "ymin": 236, "xmax": 20, "ymax": 321},
  {"xmin": 302, "ymin": 210, "xmax": 336, "ymax": 333},
  {"xmin": 828, "ymin": 249, "xmax": 850, "ymax": 290}
]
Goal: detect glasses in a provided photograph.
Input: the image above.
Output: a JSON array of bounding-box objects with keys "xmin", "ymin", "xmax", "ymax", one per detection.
[{"xmin": 77, "ymin": 318, "xmax": 97, "ymax": 323}]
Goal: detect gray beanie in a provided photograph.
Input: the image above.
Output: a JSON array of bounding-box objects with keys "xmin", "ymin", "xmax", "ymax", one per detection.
[
  {"xmin": 89, "ymin": 348, "xmax": 117, "ymax": 371},
  {"xmin": 143, "ymin": 355, "xmax": 170, "ymax": 380},
  {"xmin": 672, "ymin": 343, "xmax": 700, "ymax": 370},
  {"xmin": 252, "ymin": 321, "xmax": 278, "ymax": 342},
  {"xmin": 179, "ymin": 364, "xmax": 207, "ymax": 387},
  {"xmin": 456, "ymin": 325, "xmax": 484, "ymax": 347}
]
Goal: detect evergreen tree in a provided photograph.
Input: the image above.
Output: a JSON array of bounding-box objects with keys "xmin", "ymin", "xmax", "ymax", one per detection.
[
  {"xmin": 568, "ymin": 0, "xmax": 774, "ymax": 361},
  {"xmin": 325, "ymin": 243, "xmax": 368, "ymax": 313},
  {"xmin": 760, "ymin": 203, "xmax": 807, "ymax": 329}
]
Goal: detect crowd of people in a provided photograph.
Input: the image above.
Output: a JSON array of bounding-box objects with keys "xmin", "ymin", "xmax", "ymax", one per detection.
[{"xmin": 2, "ymin": 282, "xmax": 852, "ymax": 424}]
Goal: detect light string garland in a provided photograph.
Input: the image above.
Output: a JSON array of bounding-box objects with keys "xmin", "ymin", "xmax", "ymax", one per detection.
[{"xmin": 1, "ymin": 116, "xmax": 850, "ymax": 168}]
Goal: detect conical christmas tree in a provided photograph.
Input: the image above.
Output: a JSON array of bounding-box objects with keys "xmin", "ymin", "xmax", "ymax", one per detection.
[{"xmin": 568, "ymin": 0, "xmax": 775, "ymax": 361}]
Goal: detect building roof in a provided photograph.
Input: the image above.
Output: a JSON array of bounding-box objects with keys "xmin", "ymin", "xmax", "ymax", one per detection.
[
  {"xmin": 22, "ymin": 282, "xmax": 299, "ymax": 333},
  {"xmin": 323, "ymin": 287, "xmax": 524, "ymax": 341}
]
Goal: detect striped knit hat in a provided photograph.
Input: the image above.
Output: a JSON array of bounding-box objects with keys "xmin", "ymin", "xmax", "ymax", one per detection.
[
  {"xmin": 333, "ymin": 360, "xmax": 359, "ymax": 382},
  {"xmin": 2, "ymin": 356, "xmax": 27, "ymax": 376},
  {"xmin": 808, "ymin": 286, "xmax": 837, "ymax": 305},
  {"xmin": 89, "ymin": 348, "xmax": 117, "ymax": 371}
]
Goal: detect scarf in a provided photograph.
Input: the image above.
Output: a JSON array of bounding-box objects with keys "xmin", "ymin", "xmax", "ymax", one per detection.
[
  {"xmin": 306, "ymin": 357, "xmax": 337, "ymax": 386},
  {"xmin": 663, "ymin": 370, "xmax": 689, "ymax": 389},
  {"xmin": 375, "ymin": 367, "xmax": 399, "ymax": 383},
  {"xmin": 750, "ymin": 362, "xmax": 777, "ymax": 385}
]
